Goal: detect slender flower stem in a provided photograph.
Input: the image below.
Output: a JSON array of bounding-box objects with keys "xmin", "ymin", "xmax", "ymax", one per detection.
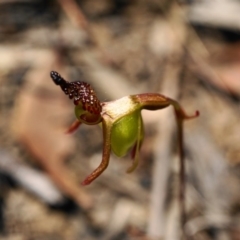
[
  {"xmin": 176, "ymin": 117, "xmax": 186, "ymax": 234},
  {"xmin": 170, "ymin": 100, "xmax": 199, "ymax": 238}
]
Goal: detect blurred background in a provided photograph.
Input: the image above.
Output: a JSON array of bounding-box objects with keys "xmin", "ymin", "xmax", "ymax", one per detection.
[{"xmin": 0, "ymin": 0, "xmax": 240, "ymax": 239}]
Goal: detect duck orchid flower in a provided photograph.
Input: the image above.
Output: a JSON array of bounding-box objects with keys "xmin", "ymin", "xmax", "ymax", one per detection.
[{"xmin": 50, "ymin": 71, "xmax": 199, "ymax": 185}]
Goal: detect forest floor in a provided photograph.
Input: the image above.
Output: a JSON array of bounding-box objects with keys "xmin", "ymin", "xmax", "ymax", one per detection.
[{"xmin": 0, "ymin": 0, "xmax": 240, "ymax": 240}]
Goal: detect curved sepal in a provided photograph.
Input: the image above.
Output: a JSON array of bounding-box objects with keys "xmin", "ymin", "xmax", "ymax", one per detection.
[{"xmin": 81, "ymin": 117, "xmax": 112, "ymax": 185}]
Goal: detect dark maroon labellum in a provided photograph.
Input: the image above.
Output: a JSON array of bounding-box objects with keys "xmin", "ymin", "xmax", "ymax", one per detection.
[{"xmin": 50, "ymin": 71, "xmax": 102, "ymax": 115}]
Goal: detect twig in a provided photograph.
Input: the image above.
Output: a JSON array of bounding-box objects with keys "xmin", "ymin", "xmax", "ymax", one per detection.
[
  {"xmin": 57, "ymin": 0, "xmax": 88, "ymax": 30},
  {"xmin": 0, "ymin": 149, "xmax": 64, "ymax": 205}
]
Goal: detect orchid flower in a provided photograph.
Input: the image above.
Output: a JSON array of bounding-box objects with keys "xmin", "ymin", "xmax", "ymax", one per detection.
[{"xmin": 50, "ymin": 71, "xmax": 199, "ymax": 186}]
